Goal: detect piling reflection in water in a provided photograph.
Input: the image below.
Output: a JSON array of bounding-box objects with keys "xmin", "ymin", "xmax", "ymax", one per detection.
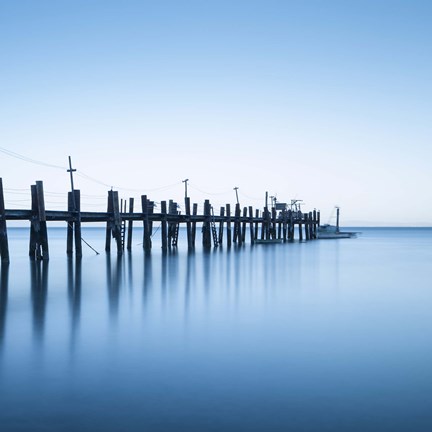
[
  {"xmin": 68, "ymin": 258, "xmax": 82, "ymax": 349},
  {"xmin": 0, "ymin": 264, "xmax": 8, "ymax": 352},
  {"xmin": 30, "ymin": 260, "xmax": 48, "ymax": 344}
]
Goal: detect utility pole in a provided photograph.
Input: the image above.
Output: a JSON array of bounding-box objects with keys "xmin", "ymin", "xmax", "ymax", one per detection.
[
  {"xmin": 67, "ymin": 156, "xmax": 77, "ymax": 210},
  {"xmin": 233, "ymin": 187, "xmax": 239, "ymax": 205},
  {"xmin": 182, "ymin": 178, "xmax": 189, "ymax": 199}
]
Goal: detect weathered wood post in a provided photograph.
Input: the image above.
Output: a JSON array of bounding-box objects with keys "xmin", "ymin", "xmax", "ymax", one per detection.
[
  {"xmin": 111, "ymin": 191, "xmax": 123, "ymax": 254},
  {"xmin": 308, "ymin": 211, "xmax": 314, "ymax": 239},
  {"xmin": 192, "ymin": 203, "xmax": 198, "ymax": 247},
  {"xmin": 226, "ymin": 204, "xmax": 232, "ymax": 247},
  {"xmin": 202, "ymin": 200, "xmax": 211, "ymax": 249},
  {"xmin": 241, "ymin": 207, "xmax": 247, "ymax": 244},
  {"xmin": 298, "ymin": 212, "xmax": 303, "ymax": 241},
  {"xmin": 305, "ymin": 213, "xmax": 310, "ymax": 240},
  {"xmin": 218, "ymin": 206, "xmax": 225, "ymax": 245},
  {"xmin": 233, "ymin": 203, "xmax": 241, "ymax": 244},
  {"xmin": 73, "ymin": 190, "xmax": 82, "ymax": 257},
  {"xmin": 288, "ymin": 209, "xmax": 294, "ymax": 241},
  {"xmin": 126, "ymin": 198, "xmax": 134, "ymax": 250},
  {"xmin": 249, "ymin": 206, "xmax": 255, "ymax": 245},
  {"xmin": 141, "ymin": 195, "xmax": 152, "ymax": 252},
  {"xmin": 29, "ymin": 181, "xmax": 49, "ymax": 260},
  {"xmin": 271, "ymin": 207, "xmax": 277, "ymax": 239},
  {"xmin": 254, "ymin": 209, "xmax": 259, "ymax": 240},
  {"xmin": 312, "ymin": 209, "xmax": 317, "ymax": 239},
  {"xmin": 185, "ymin": 197, "xmax": 193, "ymax": 249},
  {"xmin": 0, "ymin": 179, "xmax": 9, "ymax": 263},
  {"xmin": 282, "ymin": 209, "xmax": 287, "ymax": 242},
  {"xmin": 105, "ymin": 190, "xmax": 113, "ymax": 252},
  {"xmin": 160, "ymin": 201, "xmax": 168, "ymax": 252}
]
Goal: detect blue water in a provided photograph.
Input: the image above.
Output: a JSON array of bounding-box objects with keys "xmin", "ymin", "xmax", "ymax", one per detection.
[{"xmin": 1, "ymin": 227, "xmax": 432, "ymax": 431}]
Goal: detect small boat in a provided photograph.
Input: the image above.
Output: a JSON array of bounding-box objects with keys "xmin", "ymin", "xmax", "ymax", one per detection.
[
  {"xmin": 254, "ymin": 238, "xmax": 283, "ymax": 244},
  {"xmin": 317, "ymin": 207, "xmax": 358, "ymax": 239}
]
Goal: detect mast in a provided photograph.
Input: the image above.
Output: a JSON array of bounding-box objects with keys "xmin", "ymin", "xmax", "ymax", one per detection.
[{"xmin": 336, "ymin": 207, "xmax": 340, "ymax": 232}]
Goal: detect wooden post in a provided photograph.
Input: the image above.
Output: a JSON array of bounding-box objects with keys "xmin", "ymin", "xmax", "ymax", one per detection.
[
  {"xmin": 126, "ymin": 197, "xmax": 134, "ymax": 250},
  {"xmin": 105, "ymin": 191, "xmax": 113, "ymax": 252},
  {"xmin": 167, "ymin": 200, "xmax": 174, "ymax": 247},
  {"xmin": 67, "ymin": 192, "xmax": 74, "ymax": 255},
  {"xmin": 226, "ymin": 204, "xmax": 232, "ymax": 247},
  {"xmin": 305, "ymin": 213, "xmax": 310, "ymax": 240},
  {"xmin": 298, "ymin": 212, "xmax": 303, "ymax": 241},
  {"xmin": 112, "ymin": 191, "xmax": 123, "ymax": 254},
  {"xmin": 29, "ymin": 185, "xmax": 38, "ymax": 259},
  {"xmin": 288, "ymin": 210, "xmax": 294, "ymax": 241},
  {"xmin": 0, "ymin": 179, "xmax": 9, "ymax": 264},
  {"xmin": 218, "ymin": 206, "xmax": 225, "ymax": 245},
  {"xmin": 271, "ymin": 207, "xmax": 277, "ymax": 239},
  {"xmin": 29, "ymin": 181, "xmax": 49, "ymax": 260},
  {"xmin": 312, "ymin": 209, "xmax": 317, "ymax": 239},
  {"xmin": 241, "ymin": 207, "xmax": 247, "ymax": 244},
  {"xmin": 141, "ymin": 195, "xmax": 152, "ymax": 252},
  {"xmin": 254, "ymin": 209, "xmax": 259, "ymax": 240},
  {"xmin": 192, "ymin": 203, "xmax": 198, "ymax": 247},
  {"xmin": 161, "ymin": 201, "xmax": 168, "ymax": 252},
  {"xmin": 185, "ymin": 197, "xmax": 192, "ymax": 250},
  {"xmin": 73, "ymin": 190, "xmax": 82, "ymax": 257},
  {"xmin": 317, "ymin": 211, "xmax": 321, "ymax": 228},
  {"xmin": 282, "ymin": 209, "xmax": 287, "ymax": 242},
  {"xmin": 309, "ymin": 211, "xmax": 314, "ymax": 239},
  {"xmin": 249, "ymin": 206, "xmax": 254, "ymax": 244},
  {"xmin": 233, "ymin": 203, "xmax": 240, "ymax": 243},
  {"xmin": 202, "ymin": 200, "xmax": 211, "ymax": 249}
]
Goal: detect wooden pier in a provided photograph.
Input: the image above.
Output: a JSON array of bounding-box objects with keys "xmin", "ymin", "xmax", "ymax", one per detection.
[{"xmin": 0, "ymin": 178, "xmax": 320, "ymax": 263}]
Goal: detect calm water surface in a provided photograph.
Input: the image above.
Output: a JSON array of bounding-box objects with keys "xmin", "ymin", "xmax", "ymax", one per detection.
[{"xmin": 0, "ymin": 227, "xmax": 431, "ymax": 431}]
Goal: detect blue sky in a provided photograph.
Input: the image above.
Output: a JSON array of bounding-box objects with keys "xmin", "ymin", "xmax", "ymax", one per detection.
[{"xmin": 1, "ymin": 0, "xmax": 431, "ymax": 225}]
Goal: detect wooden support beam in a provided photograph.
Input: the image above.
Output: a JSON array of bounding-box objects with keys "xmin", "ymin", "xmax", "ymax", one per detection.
[
  {"xmin": 226, "ymin": 204, "xmax": 232, "ymax": 247},
  {"xmin": 192, "ymin": 203, "xmax": 197, "ymax": 247},
  {"xmin": 141, "ymin": 195, "xmax": 152, "ymax": 252},
  {"xmin": 218, "ymin": 206, "xmax": 225, "ymax": 245},
  {"xmin": 111, "ymin": 191, "xmax": 123, "ymax": 254},
  {"xmin": 202, "ymin": 200, "xmax": 211, "ymax": 249},
  {"xmin": 73, "ymin": 190, "xmax": 82, "ymax": 257},
  {"xmin": 249, "ymin": 206, "xmax": 254, "ymax": 244},
  {"xmin": 126, "ymin": 198, "xmax": 134, "ymax": 250},
  {"xmin": 185, "ymin": 197, "xmax": 192, "ymax": 249},
  {"xmin": 105, "ymin": 191, "xmax": 113, "ymax": 252},
  {"xmin": 241, "ymin": 207, "xmax": 247, "ymax": 244},
  {"xmin": 305, "ymin": 213, "xmax": 310, "ymax": 240},
  {"xmin": 298, "ymin": 212, "xmax": 303, "ymax": 241},
  {"xmin": 254, "ymin": 209, "xmax": 259, "ymax": 240},
  {"xmin": 161, "ymin": 201, "xmax": 168, "ymax": 252}
]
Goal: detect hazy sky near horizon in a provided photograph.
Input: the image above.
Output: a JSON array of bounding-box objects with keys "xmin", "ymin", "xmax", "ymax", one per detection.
[{"xmin": 1, "ymin": 0, "xmax": 431, "ymax": 225}]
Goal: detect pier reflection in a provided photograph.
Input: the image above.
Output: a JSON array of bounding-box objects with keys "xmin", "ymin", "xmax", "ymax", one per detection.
[
  {"xmin": 68, "ymin": 258, "xmax": 82, "ymax": 349},
  {"xmin": 0, "ymin": 264, "xmax": 9, "ymax": 353},
  {"xmin": 30, "ymin": 260, "xmax": 49, "ymax": 344},
  {"xmin": 106, "ymin": 253, "xmax": 124, "ymax": 321}
]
